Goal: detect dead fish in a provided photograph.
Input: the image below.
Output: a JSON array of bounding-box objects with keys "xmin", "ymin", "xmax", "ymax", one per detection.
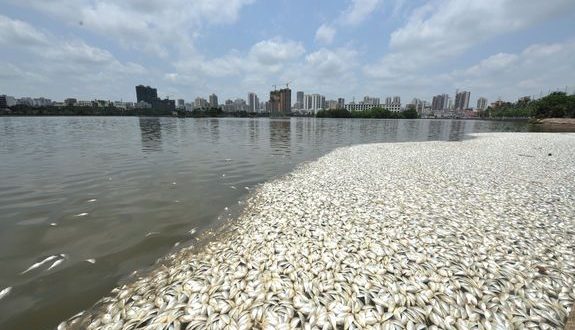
[
  {"xmin": 85, "ymin": 259, "xmax": 96, "ymax": 264},
  {"xmin": 21, "ymin": 255, "xmax": 59, "ymax": 274},
  {"xmin": 0, "ymin": 287, "xmax": 12, "ymax": 301},
  {"xmin": 75, "ymin": 213, "xmax": 88, "ymax": 217},
  {"xmin": 47, "ymin": 258, "xmax": 65, "ymax": 271}
]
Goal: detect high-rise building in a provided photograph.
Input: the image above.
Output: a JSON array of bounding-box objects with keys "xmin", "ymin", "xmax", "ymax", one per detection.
[
  {"xmin": 363, "ymin": 96, "xmax": 380, "ymax": 105},
  {"xmin": 135, "ymin": 85, "xmax": 174, "ymax": 111},
  {"xmin": 194, "ymin": 97, "xmax": 208, "ymax": 109},
  {"xmin": 454, "ymin": 90, "xmax": 471, "ymax": 110},
  {"xmin": 209, "ymin": 94, "xmax": 218, "ymax": 108},
  {"xmin": 248, "ymin": 92, "xmax": 259, "ymax": 112},
  {"xmin": 177, "ymin": 99, "xmax": 185, "ymax": 109},
  {"xmin": 312, "ymin": 94, "xmax": 322, "ymax": 113},
  {"xmin": 0, "ymin": 95, "xmax": 7, "ymax": 108},
  {"xmin": 296, "ymin": 91, "xmax": 304, "ymax": 109},
  {"xmin": 337, "ymin": 98, "xmax": 345, "ymax": 109},
  {"xmin": 431, "ymin": 94, "xmax": 450, "ymax": 111},
  {"xmin": 392, "ymin": 96, "xmax": 401, "ymax": 105},
  {"xmin": 476, "ymin": 97, "xmax": 487, "ymax": 111},
  {"xmin": 269, "ymin": 88, "xmax": 291, "ymax": 116},
  {"xmin": 385, "ymin": 97, "xmax": 392, "ymax": 105},
  {"xmin": 136, "ymin": 85, "xmax": 158, "ymax": 103}
]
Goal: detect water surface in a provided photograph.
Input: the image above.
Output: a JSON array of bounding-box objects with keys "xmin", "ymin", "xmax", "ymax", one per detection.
[{"xmin": 0, "ymin": 117, "xmax": 530, "ymax": 329}]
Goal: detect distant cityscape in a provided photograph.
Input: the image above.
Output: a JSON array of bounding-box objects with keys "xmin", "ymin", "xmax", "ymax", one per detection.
[{"xmin": 0, "ymin": 84, "xmax": 560, "ymax": 118}]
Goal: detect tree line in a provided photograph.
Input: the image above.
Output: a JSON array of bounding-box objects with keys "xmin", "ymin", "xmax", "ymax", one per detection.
[
  {"xmin": 1, "ymin": 105, "xmax": 270, "ymax": 118},
  {"xmin": 484, "ymin": 92, "xmax": 575, "ymax": 118},
  {"xmin": 316, "ymin": 106, "xmax": 420, "ymax": 119}
]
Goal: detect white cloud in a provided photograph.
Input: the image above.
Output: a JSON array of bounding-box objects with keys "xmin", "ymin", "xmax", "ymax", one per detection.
[
  {"xmin": 249, "ymin": 38, "xmax": 305, "ymax": 65},
  {"xmin": 0, "ymin": 15, "xmax": 146, "ymax": 99},
  {"xmin": 365, "ymin": 39, "xmax": 575, "ymax": 102},
  {"xmin": 341, "ymin": 0, "xmax": 382, "ymax": 25},
  {"xmin": 0, "ymin": 14, "xmax": 47, "ymax": 47},
  {"xmin": 451, "ymin": 40, "xmax": 575, "ymax": 99},
  {"xmin": 366, "ymin": 0, "xmax": 575, "ymax": 78},
  {"xmin": 6, "ymin": 0, "xmax": 255, "ymax": 55},
  {"xmin": 315, "ymin": 24, "xmax": 336, "ymax": 45}
]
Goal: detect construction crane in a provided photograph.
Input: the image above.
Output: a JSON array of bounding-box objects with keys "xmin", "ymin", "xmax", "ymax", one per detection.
[
  {"xmin": 272, "ymin": 84, "xmax": 277, "ymax": 91},
  {"xmin": 285, "ymin": 81, "xmax": 292, "ymax": 89}
]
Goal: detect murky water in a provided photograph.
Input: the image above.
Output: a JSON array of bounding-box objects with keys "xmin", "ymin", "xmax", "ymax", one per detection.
[{"xmin": 0, "ymin": 117, "xmax": 530, "ymax": 329}]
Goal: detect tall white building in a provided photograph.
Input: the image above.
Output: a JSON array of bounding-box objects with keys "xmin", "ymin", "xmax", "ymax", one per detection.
[
  {"xmin": 303, "ymin": 94, "xmax": 325, "ymax": 114},
  {"xmin": 476, "ymin": 97, "xmax": 488, "ymax": 111}
]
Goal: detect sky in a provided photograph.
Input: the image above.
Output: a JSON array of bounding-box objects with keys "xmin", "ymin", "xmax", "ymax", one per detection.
[{"xmin": 1, "ymin": 0, "xmax": 575, "ymax": 106}]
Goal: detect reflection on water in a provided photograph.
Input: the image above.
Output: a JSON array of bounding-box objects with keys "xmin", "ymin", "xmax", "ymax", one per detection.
[
  {"xmin": 270, "ymin": 120, "xmax": 291, "ymax": 155},
  {"xmin": 0, "ymin": 117, "xmax": 531, "ymax": 329},
  {"xmin": 139, "ymin": 118, "xmax": 162, "ymax": 152}
]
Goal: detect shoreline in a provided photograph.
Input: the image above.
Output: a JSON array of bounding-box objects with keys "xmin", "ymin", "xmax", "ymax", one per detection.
[{"xmin": 61, "ymin": 133, "xmax": 575, "ymax": 329}]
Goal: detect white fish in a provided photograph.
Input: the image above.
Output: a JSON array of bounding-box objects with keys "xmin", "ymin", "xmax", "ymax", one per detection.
[
  {"xmin": 46, "ymin": 258, "xmax": 65, "ymax": 271},
  {"xmin": 172, "ymin": 182, "xmax": 177, "ymax": 185},
  {"xmin": 84, "ymin": 259, "xmax": 96, "ymax": 264},
  {"xmin": 49, "ymin": 223, "xmax": 58, "ymax": 227},
  {"xmin": 175, "ymin": 200, "xmax": 180, "ymax": 203},
  {"xmin": 174, "ymin": 242, "xmax": 181, "ymax": 247},
  {"xmin": 75, "ymin": 213, "xmax": 88, "ymax": 217},
  {"xmin": 21, "ymin": 255, "xmax": 59, "ymax": 274},
  {"xmin": 224, "ymin": 158, "xmax": 232, "ymax": 161},
  {"xmin": 87, "ymin": 199, "xmax": 97, "ymax": 203},
  {"xmin": 224, "ymin": 207, "xmax": 229, "ymax": 211},
  {"xmin": 145, "ymin": 232, "xmax": 160, "ymax": 237},
  {"xmin": 230, "ymin": 186, "xmax": 237, "ymax": 190},
  {"xmin": 0, "ymin": 287, "xmax": 12, "ymax": 300},
  {"xmin": 244, "ymin": 187, "xmax": 250, "ymax": 190},
  {"xmin": 189, "ymin": 228, "xmax": 197, "ymax": 235}
]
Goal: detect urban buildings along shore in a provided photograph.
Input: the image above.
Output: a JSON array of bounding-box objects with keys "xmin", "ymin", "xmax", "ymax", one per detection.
[{"xmin": 2, "ymin": 84, "xmax": 565, "ymax": 118}]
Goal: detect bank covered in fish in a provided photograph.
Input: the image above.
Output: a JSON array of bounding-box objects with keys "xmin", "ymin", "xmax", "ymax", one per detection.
[{"xmin": 61, "ymin": 133, "xmax": 575, "ymax": 329}]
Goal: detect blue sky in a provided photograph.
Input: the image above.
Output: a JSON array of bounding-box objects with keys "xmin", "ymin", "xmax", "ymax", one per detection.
[{"xmin": 1, "ymin": 0, "xmax": 575, "ymax": 106}]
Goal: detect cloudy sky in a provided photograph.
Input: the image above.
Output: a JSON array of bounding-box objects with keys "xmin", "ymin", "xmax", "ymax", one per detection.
[{"xmin": 1, "ymin": 0, "xmax": 575, "ymax": 105}]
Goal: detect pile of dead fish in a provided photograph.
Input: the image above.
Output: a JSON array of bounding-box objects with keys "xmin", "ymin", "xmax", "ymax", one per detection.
[{"xmin": 57, "ymin": 133, "xmax": 575, "ymax": 329}]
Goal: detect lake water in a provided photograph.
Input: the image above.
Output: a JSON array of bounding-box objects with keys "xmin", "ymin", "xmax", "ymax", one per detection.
[{"xmin": 0, "ymin": 117, "xmax": 531, "ymax": 329}]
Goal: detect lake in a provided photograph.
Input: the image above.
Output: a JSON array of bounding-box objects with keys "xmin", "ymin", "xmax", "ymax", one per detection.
[{"xmin": 0, "ymin": 117, "xmax": 530, "ymax": 329}]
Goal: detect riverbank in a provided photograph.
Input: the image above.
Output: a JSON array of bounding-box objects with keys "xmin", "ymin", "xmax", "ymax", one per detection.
[
  {"xmin": 531, "ymin": 118, "xmax": 575, "ymax": 132},
  {"xmin": 61, "ymin": 133, "xmax": 575, "ymax": 329}
]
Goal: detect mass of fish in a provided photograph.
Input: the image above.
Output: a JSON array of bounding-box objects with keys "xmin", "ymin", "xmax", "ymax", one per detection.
[{"xmin": 56, "ymin": 133, "xmax": 575, "ymax": 329}]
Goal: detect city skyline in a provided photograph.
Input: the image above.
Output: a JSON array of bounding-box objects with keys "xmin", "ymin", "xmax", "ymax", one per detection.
[{"xmin": 1, "ymin": 0, "xmax": 575, "ymax": 103}]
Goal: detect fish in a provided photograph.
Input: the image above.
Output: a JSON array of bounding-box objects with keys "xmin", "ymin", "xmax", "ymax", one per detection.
[
  {"xmin": 0, "ymin": 287, "xmax": 12, "ymax": 300},
  {"xmin": 87, "ymin": 199, "xmax": 97, "ymax": 202},
  {"xmin": 49, "ymin": 223, "xmax": 58, "ymax": 227},
  {"xmin": 146, "ymin": 232, "xmax": 160, "ymax": 237},
  {"xmin": 46, "ymin": 258, "xmax": 65, "ymax": 271},
  {"xmin": 85, "ymin": 259, "xmax": 96, "ymax": 264},
  {"xmin": 189, "ymin": 228, "xmax": 197, "ymax": 235},
  {"xmin": 21, "ymin": 255, "xmax": 59, "ymax": 274},
  {"xmin": 75, "ymin": 213, "xmax": 88, "ymax": 217}
]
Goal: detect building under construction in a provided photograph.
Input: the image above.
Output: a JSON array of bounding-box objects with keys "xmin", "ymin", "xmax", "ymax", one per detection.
[{"xmin": 269, "ymin": 88, "xmax": 291, "ymax": 117}]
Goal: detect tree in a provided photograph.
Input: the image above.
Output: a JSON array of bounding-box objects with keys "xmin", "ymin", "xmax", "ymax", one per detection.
[
  {"xmin": 402, "ymin": 106, "xmax": 419, "ymax": 119},
  {"xmin": 533, "ymin": 92, "xmax": 575, "ymax": 118}
]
